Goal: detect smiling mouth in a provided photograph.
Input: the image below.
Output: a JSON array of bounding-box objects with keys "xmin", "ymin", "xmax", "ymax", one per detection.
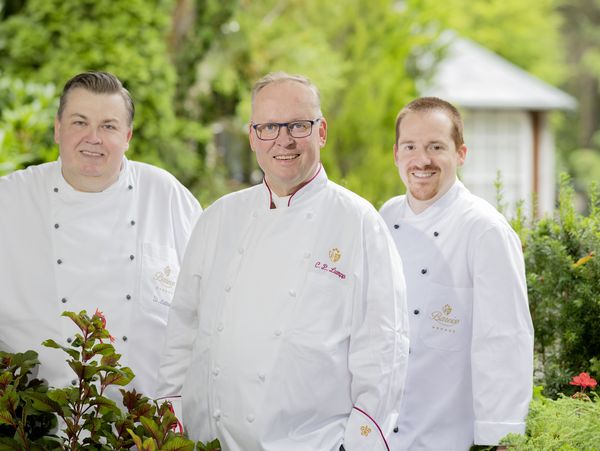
[
  {"xmin": 274, "ymin": 154, "xmax": 299, "ymax": 160},
  {"xmin": 411, "ymin": 170, "xmax": 437, "ymax": 178},
  {"xmin": 80, "ymin": 150, "xmax": 104, "ymax": 157}
]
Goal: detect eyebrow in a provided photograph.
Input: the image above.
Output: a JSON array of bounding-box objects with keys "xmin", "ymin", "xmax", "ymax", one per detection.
[{"xmin": 68, "ymin": 113, "xmax": 120, "ymax": 123}]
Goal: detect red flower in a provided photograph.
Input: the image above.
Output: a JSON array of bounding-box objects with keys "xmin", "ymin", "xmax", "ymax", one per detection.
[
  {"xmin": 569, "ymin": 372, "xmax": 597, "ymax": 390},
  {"xmin": 94, "ymin": 309, "xmax": 115, "ymax": 344}
]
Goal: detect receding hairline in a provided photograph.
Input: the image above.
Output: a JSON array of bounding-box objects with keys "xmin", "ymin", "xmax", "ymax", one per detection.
[
  {"xmin": 394, "ymin": 97, "xmax": 464, "ymax": 148},
  {"xmin": 251, "ymin": 72, "xmax": 322, "ymax": 114}
]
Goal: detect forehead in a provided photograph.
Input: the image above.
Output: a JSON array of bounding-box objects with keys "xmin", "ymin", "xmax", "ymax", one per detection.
[
  {"xmin": 252, "ymin": 81, "xmax": 318, "ymax": 122},
  {"xmin": 62, "ymin": 88, "xmax": 128, "ymax": 121},
  {"xmin": 399, "ymin": 110, "xmax": 454, "ymax": 141}
]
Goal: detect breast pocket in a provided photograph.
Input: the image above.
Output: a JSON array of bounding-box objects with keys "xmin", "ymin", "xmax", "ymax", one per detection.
[
  {"xmin": 138, "ymin": 243, "xmax": 180, "ymax": 318},
  {"xmin": 419, "ymin": 283, "xmax": 473, "ymax": 352}
]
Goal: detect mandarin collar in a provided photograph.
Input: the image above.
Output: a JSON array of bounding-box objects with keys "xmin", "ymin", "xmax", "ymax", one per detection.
[{"xmin": 260, "ymin": 163, "xmax": 327, "ymax": 209}]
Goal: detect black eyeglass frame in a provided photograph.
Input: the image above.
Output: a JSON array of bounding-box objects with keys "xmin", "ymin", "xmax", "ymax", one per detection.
[{"xmin": 251, "ymin": 118, "xmax": 322, "ymax": 141}]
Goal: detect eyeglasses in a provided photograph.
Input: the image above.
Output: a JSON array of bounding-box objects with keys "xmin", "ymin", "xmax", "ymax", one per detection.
[{"xmin": 251, "ymin": 118, "xmax": 321, "ymax": 141}]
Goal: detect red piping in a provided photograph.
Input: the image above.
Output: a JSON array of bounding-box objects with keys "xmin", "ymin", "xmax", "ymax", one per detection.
[{"xmin": 352, "ymin": 406, "xmax": 390, "ymax": 451}]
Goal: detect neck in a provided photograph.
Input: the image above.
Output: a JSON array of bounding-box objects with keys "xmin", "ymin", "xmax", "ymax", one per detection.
[{"xmin": 62, "ymin": 171, "xmax": 119, "ymax": 193}]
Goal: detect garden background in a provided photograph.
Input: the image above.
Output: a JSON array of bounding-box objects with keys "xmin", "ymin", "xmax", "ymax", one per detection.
[{"xmin": 1, "ymin": 0, "xmax": 599, "ymax": 448}]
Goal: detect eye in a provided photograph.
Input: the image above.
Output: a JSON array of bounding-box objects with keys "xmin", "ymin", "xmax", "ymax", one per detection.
[
  {"xmin": 429, "ymin": 143, "xmax": 444, "ymax": 152},
  {"xmin": 259, "ymin": 123, "xmax": 279, "ymax": 133},
  {"xmin": 402, "ymin": 144, "xmax": 415, "ymax": 152},
  {"xmin": 72, "ymin": 120, "xmax": 86, "ymax": 126},
  {"xmin": 103, "ymin": 124, "xmax": 117, "ymax": 130},
  {"xmin": 290, "ymin": 121, "xmax": 310, "ymax": 132}
]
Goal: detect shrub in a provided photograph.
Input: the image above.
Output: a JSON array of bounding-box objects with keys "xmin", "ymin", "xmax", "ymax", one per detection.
[
  {"xmin": 511, "ymin": 174, "xmax": 600, "ymax": 397},
  {"xmin": 0, "ymin": 310, "xmax": 220, "ymax": 450}
]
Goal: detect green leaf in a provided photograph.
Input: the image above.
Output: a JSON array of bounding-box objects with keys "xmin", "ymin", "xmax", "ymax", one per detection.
[
  {"xmin": 42, "ymin": 339, "xmax": 80, "ymax": 360},
  {"xmin": 0, "ymin": 409, "xmax": 16, "ymax": 426},
  {"xmin": 139, "ymin": 415, "xmax": 161, "ymax": 442},
  {"xmin": 25, "ymin": 391, "xmax": 60, "ymax": 413},
  {"xmin": 62, "ymin": 310, "xmax": 89, "ymax": 333},
  {"xmin": 160, "ymin": 436, "xmax": 196, "ymax": 451}
]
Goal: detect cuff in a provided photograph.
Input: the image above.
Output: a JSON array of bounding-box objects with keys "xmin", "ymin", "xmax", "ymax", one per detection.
[
  {"xmin": 343, "ymin": 406, "xmax": 390, "ymax": 451},
  {"xmin": 474, "ymin": 420, "xmax": 526, "ymax": 445}
]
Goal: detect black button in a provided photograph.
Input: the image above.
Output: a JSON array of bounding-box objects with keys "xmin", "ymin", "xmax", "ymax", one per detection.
[
  {"xmin": 393, "ymin": 427, "xmax": 399, "ymax": 433},
  {"xmin": 128, "ymin": 185, "xmax": 133, "ymax": 190},
  {"xmin": 129, "ymin": 255, "xmax": 135, "ymax": 261},
  {"xmin": 66, "ymin": 337, "xmax": 72, "ymax": 343},
  {"xmin": 53, "ymin": 187, "xmax": 59, "ymax": 193},
  {"xmin": 130, "ymin": 220, "xmax": 136, "ymax": 226},
  {"xmin": 61, "ymin": 298, "xmax": 67, "ymax": 304},
  {"xmin": 393, "ymin": 224, "xmax": 400, "ymax": 229},
  {"xmin": 57, "ymin": 259, "xmax": 63, "ymax": 265},
  {"xmin": 433, "ymin": 231, "xmax": 439, "ymax": 237},
  {"xmin": 71, "ymin": 379, "xmax": 77, "ymax": 386},
  {"xmin": 420, "ymin": 268, "xmax": 428, "ymax": 275},
  {"xmin": 413, "ymin": 309, "xmax": 420, "ymax": 315},
  {"xmin": 54, "ymin": 223, "xmax": 60, "ymax": 229},
  {"xmin": 122, "ymin": 336, "xmax": 128, "ymax": 342},
  {"xmin": 126, "ymin": 294, "xmax": 131, "ymax": 300}
]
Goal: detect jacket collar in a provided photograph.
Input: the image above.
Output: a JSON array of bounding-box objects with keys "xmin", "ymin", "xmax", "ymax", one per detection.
[{"xmin": 261, "ymin": 163, "xmax": 327, "ymax": 209}]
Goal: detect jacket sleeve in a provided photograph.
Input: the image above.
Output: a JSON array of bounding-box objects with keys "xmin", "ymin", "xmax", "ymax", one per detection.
[
  {"xmin": 471, "ymin": 224, "xmax": 534, "ymax": 445},
  {"xmin": 156, "ymin": 217, "xmax": 205, "ymax": 400},
  {"xmin": 343, "ymin": 212, "xmax": 410, "ymax": 450}
]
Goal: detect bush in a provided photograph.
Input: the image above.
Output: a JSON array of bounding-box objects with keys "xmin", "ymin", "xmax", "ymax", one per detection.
[
  {"xmin": 0, "ymin": 310, "xmax": 220, "ymax": 450},
  {"xmin": 511, "ymin": 174, "xmax": 600, "ymax": 397}
]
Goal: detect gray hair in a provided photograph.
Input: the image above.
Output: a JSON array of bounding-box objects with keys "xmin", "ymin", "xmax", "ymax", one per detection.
[{"xmin": 251, "ymin": 71, "xmax": 322, "ymax": 115}]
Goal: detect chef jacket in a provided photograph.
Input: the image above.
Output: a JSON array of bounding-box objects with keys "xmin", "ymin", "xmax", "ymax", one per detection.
[
  {"xmin": 0, "ymin": 158, "xmax": 200, "ymax": 399},
  {"xmin": 158, "ymin": 165, "xmax": 409, "ymax": 451},
  {"xmin": 380, "ymin": 180, "xmax": 533, "ymax": 450}
]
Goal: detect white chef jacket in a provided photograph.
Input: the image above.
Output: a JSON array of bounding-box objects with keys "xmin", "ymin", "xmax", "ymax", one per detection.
[
  {"xmin": 380, "ymin": 180, "xmax": 533, "ymax": 451},
  {"xmin": 0, "ymin": 158, "xmax": 200, "ymax": 399},
  {"xmin": 158, "ymin": 166, "xmax": 409, "ymax": 451}
]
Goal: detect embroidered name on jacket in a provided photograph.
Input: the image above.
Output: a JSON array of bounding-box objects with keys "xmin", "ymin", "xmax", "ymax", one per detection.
[{"xmin": 314, "ymin": 247, "xmax": 347, "ymax": 279}]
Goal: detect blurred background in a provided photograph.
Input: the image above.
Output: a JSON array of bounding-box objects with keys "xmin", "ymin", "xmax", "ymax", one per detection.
[{"xmin": 1, "ymin": 0, "xmax": 599, "ymax": 212}]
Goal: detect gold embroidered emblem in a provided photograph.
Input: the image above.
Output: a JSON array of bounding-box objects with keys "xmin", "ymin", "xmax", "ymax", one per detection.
[
  {"xmin": 329, "ymin": 248, "xmax": 341, "ymax": 263},
  {"xmin": 442, "ymin": 304, "xmax": 452, "ymax": 315},
  {"xmin": 360, "ymin": 425, "xmax": 372, "ymax": 437}
]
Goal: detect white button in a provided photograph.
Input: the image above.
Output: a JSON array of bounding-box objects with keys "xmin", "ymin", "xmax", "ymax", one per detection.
[
  {"xmin": 238, "ymin": 247, "xmax": 244, "ymax": 254},
  {"xmin": 213, "ymin": 410, "xmax": 221, "ymax": 420},
  {"xmin": 217, "ymin": 323, "xmax": 224, "ymax": 332},
  {"xmin": 258, "ymin": 372, "xmax": 266, "ymax": 381},
  {"xmin": 212, "ymin": 367, "xmax": 220, "ymax": 376},
  {"xmin": 246, "ymin": 414, "xmax": 255, "ymax": 423},
  {"xmin": 225, "ymin": 285, "xmax": 231, "ymax": 292},
  {"xmin": 305, "ymin": 212, "xmax": 313, "ymax": 219},
  {"xmin": 274, "ymin": 330, "xmax": 282, "ymax": 337},
  {"xmin": 304, "ymin": 252, "xmax": 311, "ymax": 259},
  {"xmin": 289, "ymin": 289, "xmax": 296, "ymax": 297},
  {"xmin": 252, "ymin": 211, "xmax": 258, "ymax": 218}
]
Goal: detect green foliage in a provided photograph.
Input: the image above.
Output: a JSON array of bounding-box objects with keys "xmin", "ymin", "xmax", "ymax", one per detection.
[
  {"xmin": 0, "ymin": 310, "xmax": 220, "ymax": 450},
  {"xmin": 515, "ymin": 174, "xmax": 600, "ymax": 397},
  {"xmin": 0, "ymin": 74, "xmax": 58, "ymax": 175},
  {"xmin": 499, "ymin": 387, "xmax": 600, "ymax": 450}
]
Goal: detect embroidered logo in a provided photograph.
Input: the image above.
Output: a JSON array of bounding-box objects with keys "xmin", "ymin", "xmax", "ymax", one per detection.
[
  {"xmin": 154, "ymin": 266, "xmax": 176, "ymax": 289},
  {"xmin": 329, "ymin": 247, "xmax": 341, "ymax": 263},
  {"xmin": 360, "ymin": 425, "xmax": 372, "ymax": 437},
  {"xmin": 431, "ymin": 303, "xmax": 460, "ymax": 333}
]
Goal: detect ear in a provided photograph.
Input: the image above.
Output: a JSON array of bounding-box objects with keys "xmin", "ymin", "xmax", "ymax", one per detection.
[
  {"xmin": 457, "ymin": 144, "xmax": 467, "ymax": 167},
  {"xmin": 54, "ymin": 116, "xmax": 60, "ymax": 144},
  {"xmin": 248, "ymin": 123, "xmax": 257, "ymax": 152},
  {"xmin": 318, "ymin": 117, "xmax": 327, "ymax": 148},
  {"xmin": 125, "ymin": 127, "xmax": 133, "ymax": 151},
  {"xmin": 393, "ymin": 142, "xmax": 400, "ymax": 168}
]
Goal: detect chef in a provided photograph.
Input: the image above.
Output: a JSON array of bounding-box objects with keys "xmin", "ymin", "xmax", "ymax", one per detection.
[
  {"xmin": 0, "ymin": 71, "xmax": 201, "ymax": 399},
  {"xmin": 158, "ymin": 72, "xmax": 409, "ymax": 451},
  {"xmin": 380, "ymin": 97, "xmax": 534, "ymax": 450}
]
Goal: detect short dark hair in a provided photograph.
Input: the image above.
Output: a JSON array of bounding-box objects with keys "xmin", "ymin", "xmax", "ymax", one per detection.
[
  {"xmin": 395, "ymin": 97, "xmax": 464, "ymax": 149},
  {"xmin": 57, "ymin": 71, "xmax": 135, "ymax": 126}
]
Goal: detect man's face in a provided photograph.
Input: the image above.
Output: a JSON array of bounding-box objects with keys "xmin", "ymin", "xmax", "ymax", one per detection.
[
  {"xmin": 249, "ymin": 80, "xmax": 327, "ymax": 196},
  {"xmin": 54, "ymin": 88, "xmax": 132, "ymax": 192},
  {"xmin": 394, "ymin": 110, "xmax": 466, "ymax": 210}
]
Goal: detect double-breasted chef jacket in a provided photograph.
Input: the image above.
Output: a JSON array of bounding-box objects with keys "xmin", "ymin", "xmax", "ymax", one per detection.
[
  {"xmin": 380, "ymin": 180, "xmax": 534, "ymax": 451},
  {"xmin": 158, "ymin": 165, "xmax": 410, "ymax": 451},
  {"xmin": 0, "ymin": 158, "xmax": 201, "ymax": 399}
]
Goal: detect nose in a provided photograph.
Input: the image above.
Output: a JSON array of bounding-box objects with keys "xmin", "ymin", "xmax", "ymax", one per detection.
[
  {"xmin": 84, "ymin": 127, "xmax": 101, "ymax": 144},
  {"xmin": 274, "ymin": 125, "xmax": 294, "ymax": 146},
  {"xmin": 412, "ymin": 146, "xmax": 432, "ymax": 166}
]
